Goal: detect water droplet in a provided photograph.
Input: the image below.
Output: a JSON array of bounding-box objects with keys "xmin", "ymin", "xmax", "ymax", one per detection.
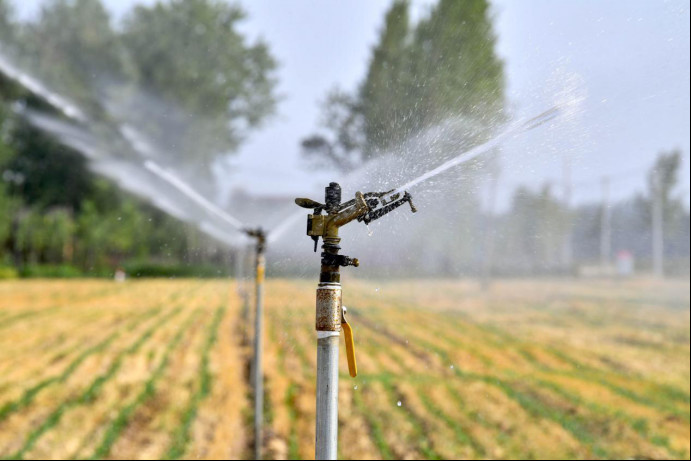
[
  {"xmin": 397, "ymin": 401, "xmax": 402, "ymax": 407},
  {"xmin": 353, "ymin": 385, "xmax": 358, "ymax": 390}
]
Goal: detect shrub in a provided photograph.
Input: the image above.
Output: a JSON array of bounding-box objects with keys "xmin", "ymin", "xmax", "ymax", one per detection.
[
  {"xmin": 19, "ymin": 264, "xmax": 83, "ymax": 278},
  {"xmin": 0, "ymin": 266, "xmax": 18, "ymax": 280}
]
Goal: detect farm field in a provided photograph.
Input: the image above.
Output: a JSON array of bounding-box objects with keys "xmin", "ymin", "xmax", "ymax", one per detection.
[{"xmin": 0, "ymin": 278, "xmax": 689, "ymax": 460}]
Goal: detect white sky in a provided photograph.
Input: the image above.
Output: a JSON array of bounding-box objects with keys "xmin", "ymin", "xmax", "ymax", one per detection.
[{"xmin": 13, "ymin": 0, "xmax": 691, "ymax": 208}]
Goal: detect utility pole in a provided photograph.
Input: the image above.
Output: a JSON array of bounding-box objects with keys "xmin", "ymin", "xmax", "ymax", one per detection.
[
  {"xmin": 600, "ymin": 176, "xmax": 611, "ymax": 272},
  {"xmin": 651, "ymin": 171, "xmax": 664, "ymax": 278},
  {"xmin": 481, "ymin": 172, "xmax": 500, "ymax": 289},
  {"xmin": 561, "ymin": 158, "xmax": 573, "ymax": 272}
]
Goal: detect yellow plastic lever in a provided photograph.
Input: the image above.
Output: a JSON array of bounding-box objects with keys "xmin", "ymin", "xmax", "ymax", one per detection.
[{"xmin": 341, "ymin": 309, "xmax": 357, "ymax": 378}]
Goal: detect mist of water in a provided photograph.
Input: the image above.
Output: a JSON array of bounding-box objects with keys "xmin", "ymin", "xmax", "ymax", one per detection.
[
  {"xmin": 2, "ymin": 44, "xmax": 592, "ymax": 276},
  {"xmin": 0, "ymin": 50, "xmax": 86, "ymax": 123}
]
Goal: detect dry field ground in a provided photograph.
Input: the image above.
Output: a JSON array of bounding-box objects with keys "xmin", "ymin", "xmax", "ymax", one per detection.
[{"xmin": 0, "ymin": 277, "xmax": 688, "ymax": 460}]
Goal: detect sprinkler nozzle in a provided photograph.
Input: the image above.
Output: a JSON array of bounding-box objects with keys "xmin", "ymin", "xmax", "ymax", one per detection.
[{"xmin": 357, "ymin": 190, "xmax": 417, "ymax": 225}]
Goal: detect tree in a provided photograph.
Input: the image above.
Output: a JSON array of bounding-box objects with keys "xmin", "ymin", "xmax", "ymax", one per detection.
[
  {"xmin": 638, "ymin": 149, "xmax": 684, "ymax": 276},
  {"xmin": 500, "ymin": 184, "xmax": 569, "ymax": 274},
  {"xmin": 43, "ymin": 208, "xmax": 75, "ymax": 263},
  {"xmin": 0, "ymin": 0, "xmax": 14, "ymax": 43},
  {"xmin": 121, "ymin": 0, "xmax": 278, "ymax": 177},
  {"xmin": 5, "ymin": 121, "xmax": 94, "ymax": 211},
  {"xmin": 0, "ymin": 184, "xmax": 18, "ymax": 258},
  {"xmin": 15, "ymin": 0, "xmax": 128, "ymax": 111},
  {"xmin": 359, "ymin": 0, "xmax": 411, "ymax": 157},
  {"xmin": 303, "ymin": 0, "xmax": 505, "ymax": 172},
  {"xmin": 301, "ymin": 89, "xmax": 364, "ymax": 173}
]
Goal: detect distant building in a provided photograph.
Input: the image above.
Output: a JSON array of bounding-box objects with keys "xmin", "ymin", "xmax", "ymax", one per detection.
[{"xmin": 616, "ymin": 250, "xmax": 635, "ymax": 277}]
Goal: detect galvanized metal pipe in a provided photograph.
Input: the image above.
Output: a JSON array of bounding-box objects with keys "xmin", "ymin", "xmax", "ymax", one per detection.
[
  {"xmin": 315, "ymin": 333, "xmax": 340, "ymax": 460},
  {"xmin": 253, "ymin": 246, "xmax": 266, "ymax": 460},
  {"xmin": 315, "ymin": 282, "xmax": 342, "ymax": 460}
]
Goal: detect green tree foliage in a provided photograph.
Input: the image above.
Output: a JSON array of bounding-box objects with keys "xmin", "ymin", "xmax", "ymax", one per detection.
[
  {"xmin": 0, "ymin": 0, "xmax": 14, "ymax": 42},
  {"xmin": 303, "ymin": 0, "xmax": 505, "ymax": 171},
  {"xmin": 638, "ymin": 150, "xmax": 688, "ymax": 263},
  {"xmin": 500, "ymin": 185, "xmax": 569, "ymax": 273},
  {"xmin": 0, "ymin": 0, "xmax": 274, "ymax": 276},
  {"xmin": 122, "ymin": 0, "xmax": 278, "ymax": 173},
  {"xmin": 300, "ymin": 89, "xmax": 364, "ymax": 173},
  {"xmin": 5, "ymin": 121, "xmax": 94, "ymax": 210},
  {"xmin": 15, "ymin": 0, "xmax": 127, "ymax": 110},
  {"xmin": 359, "ymin": 0, "xmax": 411, "ymax": 156},
  {"xmin": 0, "ymin": 184, "xmax": 18, "ymax": 253},
  {"xmin": 642, "ymin": 150, "xmax": 684, "ymax": 221}
]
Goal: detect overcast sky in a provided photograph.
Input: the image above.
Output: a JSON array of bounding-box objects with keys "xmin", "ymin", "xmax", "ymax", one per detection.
[{"xmin": 14, "ymin": 0, "xmax": 691, "ymax": 208}]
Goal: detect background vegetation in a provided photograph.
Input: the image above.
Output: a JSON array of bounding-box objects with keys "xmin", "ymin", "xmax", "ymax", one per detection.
[{"xmin": 0, "ymin": 0, "xmax": 688, "ymax": 279}]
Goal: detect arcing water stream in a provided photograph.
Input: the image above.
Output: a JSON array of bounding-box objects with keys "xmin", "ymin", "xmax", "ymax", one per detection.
[
  {"xmin": 1, "ymin": 48, "xmax": 571, "ymax": 262},
  {"xmin": 387, "ymin": 107, "xmax": 561, "ymax": 198}
]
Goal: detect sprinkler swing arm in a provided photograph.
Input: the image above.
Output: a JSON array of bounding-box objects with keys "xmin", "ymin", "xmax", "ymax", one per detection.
[{"xmin": 295, "ymin": 182, "xmax": 416, "ymax": 460}]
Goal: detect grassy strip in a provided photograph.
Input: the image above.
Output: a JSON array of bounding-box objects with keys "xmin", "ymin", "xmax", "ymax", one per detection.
[
  {"xmin": 535, "ymin": 378, "xmax": 686, "ymax": 459},
  {"xmin": 0, "ymin": 284, "xmax": 132, "ymax": 333},
  {"xmin": 568, "ymin": 371, "xmax": 690, "ymax": 423},
  {"xmin": 378, "ymin": 377, "xmax": 441, "ymax": 460},
  {"xmin": 67, "ymin": 285, "xmax": 208, "ymax": 458},
  {"xmin": 285, "ymin": 383, "xmax": 301, "ymax": 460},
  {"xmin": 476, "ymin": 320, "xmax": 690, "ymax": 421},
  {"xmin": 267, "ymin": 315, "xmax": 302, "ymax": 460},
  {"xmin": 417, "ymin": 390, "xmax": 486, "ymax": 457},
  {"xmin": 0, "ymin": 307, "xmax": 60, "ymax": 332},
  {"xmin": 0, "ymin": 294, "xmax": 176, "ymax": 423},
  {"xmin": 480, "ymin": 376, "xmax": 608, "ymax": 458},
  {"xmin": 352, "ymin": 389, "xmax": 393, "ymax": 460},
  {"xmin": 363, "ymin": 328, "xmax": 491, "ymax": 456},
  {"xmin": 86, "ymin": 308, "xmax": 202, "ymax": 460},
  {"xmin": 354, "ymin": 314, "xmax": 482, "ymax": 459},
  {"xmin": 0, "ymin": 332, "xmax": 120, "ymax": 423},
  {"xmin": 365, "ymin": 305, "xmax": 689, "ymax": 452},
  {"xmin": 165, "ymin": 305, "xmax": 226, "ymax": 460},
  {"xmin": 357, "ymin": 312, "xmax": 613, "ymax": 458},
  {"xmin": 382, "ymin": 295, "xmax": 690, "ymax": 414},
  {"xmin": 6, "ymin": 306, "xmax": 176, "ymax": 459},
  {"xmin": 415, "ymin": 333, "xmax": 612, "ymax": 457},
  {"xmin": 0, "ymin": 285, "xmax": 191, "ymax": 388}
]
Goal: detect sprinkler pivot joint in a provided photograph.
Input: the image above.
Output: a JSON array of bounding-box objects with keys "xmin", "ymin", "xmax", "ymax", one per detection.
[{"xmin": 244, "ymin": 227, "xmax": 266, "ymax": 253}]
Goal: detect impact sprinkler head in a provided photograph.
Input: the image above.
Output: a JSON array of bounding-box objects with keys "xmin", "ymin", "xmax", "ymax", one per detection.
[
  {"xmin": 295, "ymin": 182, "xmax": 369, "ymax": 254},
  {"xmin": 244, "ymin": 227, "xmax": 267, "ymax": 252},
  {"xmin": 295, "ymin": 182, "xmax": 417, "ymax": 261}
]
